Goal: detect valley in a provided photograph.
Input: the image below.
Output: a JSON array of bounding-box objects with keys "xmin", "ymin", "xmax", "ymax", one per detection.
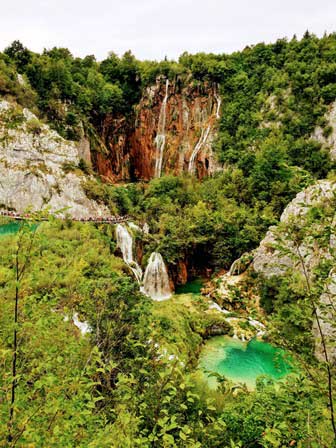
[{"xmin": 0, "ymin": 32, "xmax": 336, "ymax": 447}]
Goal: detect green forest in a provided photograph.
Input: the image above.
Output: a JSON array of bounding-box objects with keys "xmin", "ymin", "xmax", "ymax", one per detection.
[{"xmin": 1, "ymin": 32, "xmax": 336, "ymax": 447}]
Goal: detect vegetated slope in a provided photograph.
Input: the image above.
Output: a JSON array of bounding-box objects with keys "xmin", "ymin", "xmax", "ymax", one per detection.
[
  {"xmin": 1, "ymin": 33, "xmax": 336, "ymax": 187},
  {"xmin": 0, "ymin": 220, "xmax": 334, "ymax": 446},
  {"xmin": 2, "ymin": 33, "xmax": 336, "ymax": 281},
  {"xmin": 1, "ymin": 34, "xmax": 336, "ymax": 447}
]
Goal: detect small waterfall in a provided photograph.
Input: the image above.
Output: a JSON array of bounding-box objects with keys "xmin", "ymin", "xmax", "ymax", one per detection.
[
  {"xmin": 154, "ymin": 79, "xmax": 169, "ymax": 178},
  {"xmin": 73, "ymin": 313, "xmax": 91, "ymax": 335},
  {"xmin": 142, "ymin": 252, "xmax": 172, "ymax": 301},
  {"xmin": 214, "ymin": 85, "xmax": 221, "ymax": 119},
  {"xmin": 128, "ymin": 221, "xmax": 142, "ymax": 232},
  {"xmin": 188, "ymin": 125, "xmax": 211, "ymax": 173},
  {"xmin": 116, "ymin": 224, "xmax": 143, "ymax": 283},
  {"xmin": 143, "ymin": 223, "xmax": 149, "ymax": 234},
  {"xmin": 228, "ymin": 258, "xmax": 240, "ymax": 276}
]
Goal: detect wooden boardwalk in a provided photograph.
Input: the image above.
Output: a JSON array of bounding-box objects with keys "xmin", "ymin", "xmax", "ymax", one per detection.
[{"xmin": 0, "ymin": 211, "xmax": 130, "ymax": 224}]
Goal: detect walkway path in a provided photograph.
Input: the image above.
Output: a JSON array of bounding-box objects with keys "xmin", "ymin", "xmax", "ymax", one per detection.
[{"xmin": 0, "ymin": 210, "xmax": 130, "ymax": 224}]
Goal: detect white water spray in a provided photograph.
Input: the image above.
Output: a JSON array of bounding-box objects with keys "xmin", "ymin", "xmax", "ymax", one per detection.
[
  {"xmin": 116, "ymin": 224, "xmax": 143, "ymax": 283},
  {"xmin": 142, "ymin": 252, "xmax": 172, "ymax": 301},
  {"xmin": 154, "ymin": 79, "xmax": 169, "ymax": 178},
  {"xmin": 228, "ymin": 258, "xmax": 240, "ymax": 276},
  {"xmin": 73, "ymin": 313, "xmax": 91, "ymax": 335},
  {"xmin": 188, "ymin": 125, "xmax": 211, "ymax": 173}
]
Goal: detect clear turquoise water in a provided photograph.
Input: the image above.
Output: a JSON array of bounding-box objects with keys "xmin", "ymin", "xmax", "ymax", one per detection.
[
  {"xmin": 175, "ymin": 278, "xmax": 204, "ymax": 295},
  {"xmin": 0, "ymin": 222, "xmax": 38, "ymax": 236},
  {"xmin": 199, "ymin": 336, "xmax": 292, "ymax": 390},
  {"xmin": 0, "ymin": 222, "xmax": 22, "ymax": 236}
]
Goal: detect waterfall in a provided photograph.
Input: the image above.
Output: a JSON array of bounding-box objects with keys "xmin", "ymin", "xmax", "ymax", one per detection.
[
  {"xmin": 142, "ymin": 252, "xmax": 172, "ymax": 301},
  {"xmin": 73, "ymin": 313, "xmax": 91, "ymax": 335},
  {"xmin": 143, "ymin": 222, "xmax": 149, "ymax": 234},
  {"xmin": 228, "ymin": 258, "xmax": 240, "ymax": 276},
  {"xmin": 188, "ymin": 125, "xmax": 211, "ymax": 173},
  {"xmin": 116, "ymin": 224, "xmax": 143, "ymax": 283},
  {"xmin": 128, "ymin": 221, "xmax": 142, "ymax": 232},
  {"xmin": 154, "ymin": 79, "xmax": 169, "ymax": 178},
  {"xmin": 214, "ymin": 86, "xmax": 221, "ymax": 119}
]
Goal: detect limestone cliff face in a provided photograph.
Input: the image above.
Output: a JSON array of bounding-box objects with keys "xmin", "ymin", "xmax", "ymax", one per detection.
[
  {"xmin": 0, "ymin": 99, "xmax": 108, "ymax": 218},
  {"xmin": 253, "ymin": 180, "xmax": 336, "ymax": 278},
  {"xmin": 312, "ymin": 101, "xmax": 336, "ymax": 161},
  {"xmin": 94, "ymin": 78, "xmax": 222, "ymax": 181},
  {"xmin": 253, "ymin": 180, "xmax": 336, "ymax": 362}
]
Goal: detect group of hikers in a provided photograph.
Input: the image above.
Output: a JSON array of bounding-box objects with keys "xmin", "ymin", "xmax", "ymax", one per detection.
[
  {"xmin": 0, "ymin": 210, "xmax": 30, "ymax": 219},
  {"xmin": 73, "ymin": 215, "xmax": 129, "ymax": 223},
  {"xmin": 0, "ymin": 209, "xmax": 129, "ymax": 223}
]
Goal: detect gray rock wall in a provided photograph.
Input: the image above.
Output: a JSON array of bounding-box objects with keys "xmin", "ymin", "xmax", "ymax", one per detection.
[
  {"xmin": 253, "ymin": 180, "xmax": 336, "ymax": 362},
  {"xmin": 0, "ymin": 99, "xmax": 107, "ymax": 219}
]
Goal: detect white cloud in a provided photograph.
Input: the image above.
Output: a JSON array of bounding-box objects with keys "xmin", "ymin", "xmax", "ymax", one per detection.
[{"xmin": 1, "ymin": 0, "xmax": 335, "ymax": 60}]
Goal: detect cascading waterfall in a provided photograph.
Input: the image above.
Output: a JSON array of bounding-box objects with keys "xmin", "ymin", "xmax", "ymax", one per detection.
[
  {"xmin": 214, "ymin": 85, "xmax": 222, "ymax": 119},
  {"xmin": 188, "ymin": 125, "xmax": 211, "ymax": 173},
  {"xmin": 142, "ymin": 252, "xmax": 172, "ymax": 301},
  {"xmin": 116, "ymin": 224, "xmax": 143, "ymax": 283},
  {"xmin": 128, "ymin": 221, "xmax": 142, "ymax": 232},
  {"xmin": 116, "ymin": 225, "xmax": 173, "ymax": 301},
  {"xmin": 143, "ymin": 222, "xmax": 149, "ymax": 234},
  {"xmin": 154, "ymin": 79, "xmax": 169, "ymax": 178},
  {"xmin": 73, "ymin": 313, "xmax": 91, "ymax": 335},
  {"xmin": 228, "ymin": 258, "xmax": 240, "ymax": 276}
]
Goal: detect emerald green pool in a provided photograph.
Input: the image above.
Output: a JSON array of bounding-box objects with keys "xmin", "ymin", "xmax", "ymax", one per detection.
[
  {"xmin": 199, "ymin": 336, "xmax": 292, "ymax": 390},
  {"xmin": 0, "ymin": 222, "xmax": 38, "ymax": 236},
  {"xmin": 0, "ymin": 222, "xmax": 22, "ymax": 236},
  {"xmin": 175, "ymin": 278, "xmax": 204, "ymax": 295}
]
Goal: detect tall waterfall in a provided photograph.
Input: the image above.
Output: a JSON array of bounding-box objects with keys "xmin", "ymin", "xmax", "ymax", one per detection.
[
  {"xmin": 116, "ymin": 224, "xmax": 143, "ymax": 283},
  {"xmin": 214, "ymin": 87, "xmax": 222, "ymax": 119},
  {"xmin": 142, "ymin": 252, "xmax": 172, "ymax": 301},
  {"xmin": 188, "ymin": 125, "xmax": 211, "ymax": 173},
  {"xmin": 154, "ymin": 79, "xmax": 169, "ymax": 178}
]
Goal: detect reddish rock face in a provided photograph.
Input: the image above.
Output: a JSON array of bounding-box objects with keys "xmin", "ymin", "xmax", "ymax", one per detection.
[
  {"xmin": 176, "ymin": 259, "xmax": 188, "ymax": 285},
  {"xmin": 94, "ymin": 116, "xmax": 131, "ymax": 183},
  {"xmin": 93, "ymin": 78, "xmax": 222, "ymax": 182}
]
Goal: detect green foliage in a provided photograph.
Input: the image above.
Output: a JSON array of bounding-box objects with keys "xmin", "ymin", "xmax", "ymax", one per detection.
[
  {"xmin": 1, "ymin": 34, "xmax": 336, "ymax": 446},
  {"xmin": 219, "ymin": 375, "xmax": 330, "ymax": 447},
  {"xmin": 25, "ymin": 117, "xmax": 42, "ymax": 135},
  {"xmin": 82, "ymin": 179, "xmax": 132, "ymax": 214},
  {"xmin": 118, "ymin": 172, "xmax": 279, "ymax": 274}
]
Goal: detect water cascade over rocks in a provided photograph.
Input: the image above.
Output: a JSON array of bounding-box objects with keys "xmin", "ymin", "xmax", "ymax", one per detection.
[
  {"xmin": 116, "ymin": 224, "xmax": 143, "ymax": 283},
  {"xmin": 142, "ymin": 252, "xmax": 172, "ymax": 301},
  {"xmin": 73, "ymin": 313, "xmax": 91, "ymax": 335},
  {"xmin": 116, "ymin": 225, "xmax": 172, "ymax": 301},
  {"xmin": 214, "ymin": 85, "xmax": 222, "ymax": 119},
  {"xmin": 154, "ymin": 79, "xmax": 169, "ymax": 178},
  {"xmin": 188, "ymin": 125, "xmax": 211, "ymax": 173}
]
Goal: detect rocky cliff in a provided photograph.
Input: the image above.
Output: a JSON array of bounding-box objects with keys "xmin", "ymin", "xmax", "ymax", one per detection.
[
  {"xmin": 253, "ymin": 180, "xmax": 336, "ymax": 362},
  {"xmin": 0, "ymin": 99, "xmax": 108, "ymax": 218},
  {"xmin": 312, "ymin": 101, "xmax": 336, "ymax": 161},
  {"xmin": 94, "ymin": 78, "xmax": 222, "ymax": 181}
]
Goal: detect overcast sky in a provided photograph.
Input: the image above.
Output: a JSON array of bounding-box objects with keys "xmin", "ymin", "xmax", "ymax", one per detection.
[{"xmin": 1, "ymin": 0, "xmax": 336, "ymax": 61}]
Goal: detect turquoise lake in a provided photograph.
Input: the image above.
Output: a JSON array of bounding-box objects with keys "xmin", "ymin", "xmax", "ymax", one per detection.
[
  {"xmin": 199, "ymin": 336, "xmax": 292, "ymax": 390},
  {"xmin": 0, "ymin": 222, "xmax": 22, "ymax": 236},
  {"xmin": 0, "ymin": 222, "xmax": 38, "ymax": 236}
]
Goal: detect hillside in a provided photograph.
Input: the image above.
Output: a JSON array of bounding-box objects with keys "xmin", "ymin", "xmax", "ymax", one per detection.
[{"xmin": 1, "ymin": 34, "xmax": 336, "ymax": 447}]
